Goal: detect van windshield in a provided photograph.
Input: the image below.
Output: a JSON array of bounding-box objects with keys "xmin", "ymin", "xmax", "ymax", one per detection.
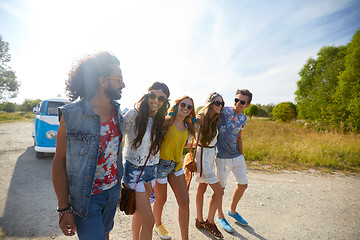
[{"xmin": 46, "ymin": 102, "xmax": 66, "ymax": 116}]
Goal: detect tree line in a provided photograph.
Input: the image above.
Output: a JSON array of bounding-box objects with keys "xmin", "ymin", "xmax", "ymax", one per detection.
[{"xmin": 0, "ymin": 99, "xmax": 41, "ymax": 113}]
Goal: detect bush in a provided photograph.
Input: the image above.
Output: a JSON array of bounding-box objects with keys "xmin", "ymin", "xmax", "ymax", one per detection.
[
  {"xmin": 0, "ymin": 102, "xmax": 17, "ymax": 112},
  {"xmin": 244, "ymin": 104, "xmax": 259, "ymax": 118},
  {"xmin": 273, "ymin": 102, "xmax": 297, "ymax": 122},
  {"xmin": 19, "ymin": 98, "xmax": 41, "ymax": 112}
]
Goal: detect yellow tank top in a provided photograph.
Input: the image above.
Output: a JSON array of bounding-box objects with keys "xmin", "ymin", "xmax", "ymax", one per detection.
[{"xmin": 160, "ymin": 124, "xmax": 188, "ymax": 171}]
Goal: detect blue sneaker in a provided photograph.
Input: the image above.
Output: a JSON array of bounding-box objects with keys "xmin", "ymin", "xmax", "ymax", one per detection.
[
  {"xmin": 227, "ymin": 210, "xmax": 248, "ymax": 226},
  {"xmin": 216, "ymin": 216, "xmax": 234, "ymax": 233}
]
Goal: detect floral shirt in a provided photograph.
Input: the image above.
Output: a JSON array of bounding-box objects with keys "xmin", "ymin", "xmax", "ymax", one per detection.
[
  {"xmin": 123, "ymin": 109, "xmax": 159, "ymax": 166},
  {"xmin": 91, "ymin": 110, "xmax": 120, "ymax": 194},
  {"xmin": 217, "ymin": 106, "xmax": 247, "ymax": 158}
]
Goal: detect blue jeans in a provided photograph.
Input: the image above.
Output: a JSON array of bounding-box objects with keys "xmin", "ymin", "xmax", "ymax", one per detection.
[{"xmin": 74, "ymin": 183, "xmax": 120, "ymax": 240}]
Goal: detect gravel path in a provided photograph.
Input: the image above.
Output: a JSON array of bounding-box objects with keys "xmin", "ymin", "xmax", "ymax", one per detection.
[{"xmin": 0, "ymin": 122, "xmax": 359, "ymax": 240}]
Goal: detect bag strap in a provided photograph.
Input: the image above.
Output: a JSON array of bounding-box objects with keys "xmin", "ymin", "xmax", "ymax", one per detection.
[{"xmin": 135, "ymin": 152, "xmax": 151, "ymax": 186}]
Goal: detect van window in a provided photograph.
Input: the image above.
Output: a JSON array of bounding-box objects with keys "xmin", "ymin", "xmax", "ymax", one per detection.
[
  {"xmin": 46, "ymin": 102, "xmax": 66, "ymax": 116},
  {"xmin": 40, "ymin": 102, "xmax": 45, "ymax": 114}
]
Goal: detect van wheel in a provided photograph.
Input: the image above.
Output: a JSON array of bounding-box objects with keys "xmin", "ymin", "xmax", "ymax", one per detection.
[{"xmin": 36, "ymin": 152, "xmax": 45, "ymax": 158}]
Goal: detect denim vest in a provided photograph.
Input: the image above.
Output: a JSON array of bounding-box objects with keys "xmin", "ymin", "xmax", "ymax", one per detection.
[{"xmin": 59, "ymin": 99, "xmax": 124, "ymax": 218}]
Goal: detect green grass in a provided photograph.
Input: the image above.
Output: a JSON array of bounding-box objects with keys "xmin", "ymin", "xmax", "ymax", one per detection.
[
  {"xmin": 243, "ymin": 119, "xmax": 360, "ymax": 173},
  {"xmin": 0, "ymin": 111, "xmax": 34, "ymax": 123}
]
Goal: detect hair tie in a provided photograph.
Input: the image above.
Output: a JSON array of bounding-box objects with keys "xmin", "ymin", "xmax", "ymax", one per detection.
[
  {"xmin": 168, "ymin": 112, "xmax": 176, "ymax": 116},
  {"xmin": 185, "ymin": 115, "xmax": 197, "ymax": 123},
  {"xmin": 173, "ymin": 105, "xmax": 178, "ymax": 113}
]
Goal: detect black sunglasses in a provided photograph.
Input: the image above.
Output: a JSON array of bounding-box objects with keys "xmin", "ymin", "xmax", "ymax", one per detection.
[
  {"xmin": 213, "ymin": 100, "xmax": 224, "ymax": 107},
  {"xmin": 234, "ymin": 98, "xmax": 246, "ymax": 105},
  {"xmin": 180, "ymin": 102, "xmax": 193, "ymax": 110},
  {"xmin": 148, "ymin": 93, "xmax": 168, "ymax": 103}
]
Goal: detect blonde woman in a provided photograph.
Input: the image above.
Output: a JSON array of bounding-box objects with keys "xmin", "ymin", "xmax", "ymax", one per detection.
[{"xmin": 153, "ymin": 96, "xmax": 196, "ymax": 240}]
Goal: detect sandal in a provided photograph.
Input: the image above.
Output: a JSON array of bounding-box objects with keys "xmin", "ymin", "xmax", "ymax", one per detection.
[
  {"xmin": 195, "ymin": 219, "xmax": 205, "ymax": 229},
  {"xmin": 204, "ymin": 220, "xmax": 224, "ymax": 239}
]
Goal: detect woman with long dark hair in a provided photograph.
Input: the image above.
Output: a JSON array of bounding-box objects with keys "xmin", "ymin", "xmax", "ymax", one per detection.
[
  {"xmin": 122, "ymin": 82, "xmax": 170, "ymax": 240},
  {"xmin": 153, "ymin": 96, "xmax": 196, "ymax": 240}
]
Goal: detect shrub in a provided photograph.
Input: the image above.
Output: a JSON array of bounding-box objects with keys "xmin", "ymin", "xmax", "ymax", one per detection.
[
  {"xmin": 0, "ymin": 102, "xmax": 17, "ymax": 112},
  {"xmin": 273, "ymin": 102, "xmax": 297, "ymax": 122},
  {"xmin": 244, "ymin": 104, "xmax": 259, "ymax": 118}
]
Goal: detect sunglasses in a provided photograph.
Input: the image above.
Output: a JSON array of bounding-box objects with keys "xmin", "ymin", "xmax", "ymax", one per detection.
[
  {"xmin": 234, "ymin": 98, "xmax": 247, "ymax": 105},
  {"xmin": 180, "ymin": 102, "xmax": 193, "ymax": 110},
  {"xmin": 107, "ymin": 76, "xmax": 123, "ymax": 83},
  {"xmin": 148, "ymin": 93, "xmax": 168, "ymax": 102},
  {"xmin": 213, "ymin": 100, "xmax": 224, "ymax": 107}
]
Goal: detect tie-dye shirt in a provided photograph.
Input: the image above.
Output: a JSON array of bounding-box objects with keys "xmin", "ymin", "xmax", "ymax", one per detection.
[
  {"xmin": 92, "ymin": 110, "xmax": 120, "ymax": 194},
  {"xmin": 217, "ymin": 107, "xmax": 247, "ymax": 158}
]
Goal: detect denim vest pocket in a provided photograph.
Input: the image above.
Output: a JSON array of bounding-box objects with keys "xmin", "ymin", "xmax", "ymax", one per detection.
[{"xmin": 67, "ymin": 133, "xmax": 91, "ymax": 156}]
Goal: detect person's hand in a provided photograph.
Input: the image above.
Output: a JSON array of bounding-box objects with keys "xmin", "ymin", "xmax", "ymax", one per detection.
[
  {"xmin": 59, "ymin": 212, "xmax": 77, "ymax": 236},
  {"xmin": 196, "ymin": 113, "xmax": 204, "ymax": 126}
]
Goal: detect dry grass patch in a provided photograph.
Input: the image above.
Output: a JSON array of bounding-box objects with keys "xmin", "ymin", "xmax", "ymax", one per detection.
[
  {"xmin": 243, "ymin": 119, "xmax": 360, "ymax": 173},
  {"xmin": 0, "ymin": 111, "xmax": 33, "ymax": 123}
]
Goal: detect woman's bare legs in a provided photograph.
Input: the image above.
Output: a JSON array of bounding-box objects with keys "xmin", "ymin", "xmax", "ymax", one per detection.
[
  {"xmin": 153, "ymin": 181, "xmax": 168, "ymax": 227},
  {"xmin": 196, "ymin": 183, "xmax": 208, "ymax": 222},
  {"xmin": 132, "ymin": 182, "xmax": 154, "ymax": 240},
  {"xmin": 168, "ymin": 173, "xmax": 190, "ymax": 240},
  {"xmin": 207, "ymin": 182, "xmax": 224, "ymax": 223}
]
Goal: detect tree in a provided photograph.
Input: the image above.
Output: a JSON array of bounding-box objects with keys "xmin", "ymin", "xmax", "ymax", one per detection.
[
  {"xmin": 295, "ymin": 30, "xmax": 360, "ymax": 132},
  {"xmin": 273, "ymin": 102, "xmax": 297, "ymax": 122},
  {"xmin": 0, "ymin": 101, "xmax": 17, "ymax": 112},
  {"xmin": 334, "ymin": 30, "xmax": 360, "ymax": 132},
  {"xmin": 296, "ymin": 45, "xmax": 346, "ymax": 123},
  {"xmin": 19, "ymin": 98, "xmax": 42, "ymax": 112},
  {"xmin": 244, "ymin": 104, "xmax": 259, "ymax": 118},
  {"xmin": 0, "ymin": 35, "xmax": 19, "ymax": 100}
]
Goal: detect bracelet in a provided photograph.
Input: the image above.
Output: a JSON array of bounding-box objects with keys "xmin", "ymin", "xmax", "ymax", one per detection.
[
  {"xmin": 59, "ymin": 208, "xmax": 74, "ymax": 224},
  {"xmin": 57, "ymin": 204, "xmax": 70, "ymax": 212}
]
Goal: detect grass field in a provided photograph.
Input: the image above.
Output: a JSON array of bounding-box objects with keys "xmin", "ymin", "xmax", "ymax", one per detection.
[
  {"xmin": 0, "ymin": 111, "xmax": 33, "ymax": 123},
  {"xmin": 1, "ymin": 112, "xmax": 359, "ymax": 173},
  {"xmin": 243, "ymin": 119, "xmax": 360, "ymax": 173}
]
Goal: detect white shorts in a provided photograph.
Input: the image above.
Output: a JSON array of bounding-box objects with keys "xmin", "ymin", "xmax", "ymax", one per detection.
[{"xmin": 215, "ymin": 154, "xmax": 248, "ymax": 187}]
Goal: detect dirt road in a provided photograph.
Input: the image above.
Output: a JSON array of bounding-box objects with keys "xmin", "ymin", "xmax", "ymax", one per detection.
[{"xmin": 0, "ymin": 121, "xmax": 359, "ymax": 240}]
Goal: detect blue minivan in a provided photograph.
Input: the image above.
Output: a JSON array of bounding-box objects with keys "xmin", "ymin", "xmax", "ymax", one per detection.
[{"xmin": 32, "ymin": 98, "xmax": 69, "ymax": 158}]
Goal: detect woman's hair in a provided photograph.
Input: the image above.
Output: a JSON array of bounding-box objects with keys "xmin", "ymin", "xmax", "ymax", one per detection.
[
  {"xmin": 132, "ymin": 82, "xmax": 170, "ymax": 155},
  {"xmin": 163, "ymin": 96, "xmax": 196, "ymax": 137},
  {"xmin": 65, "ymin": 51, "xmax": 120, "ymax": 101},
  {"xmin": 198, "ymin": 92, "xmax": 223, "ymax": 146}
]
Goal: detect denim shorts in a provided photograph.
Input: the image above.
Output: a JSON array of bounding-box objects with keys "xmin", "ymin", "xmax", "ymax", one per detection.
[
  {"xmin": 156, "ymin": 159, "xmax": 184, "ymax": 184},
  {"xmin": 123, "ymin": 161, "xmax": 157, "ymax": 192},
  {"xmin": 74, "ymin": 182, "xmax": 120, "ymax": 240}
]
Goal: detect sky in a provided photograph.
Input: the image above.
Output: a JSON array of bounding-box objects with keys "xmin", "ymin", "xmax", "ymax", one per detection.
[{"xmin": 0, "ymin": 0, "xmax": 359, "ymax": 110}]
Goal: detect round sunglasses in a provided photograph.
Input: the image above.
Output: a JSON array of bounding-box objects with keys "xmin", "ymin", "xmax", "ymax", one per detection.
[
  {"xmin": 148, "ymin": 93, "xmax": 168, "ymax": 103},
  {"xmin": 234, "ymin": 98, "xmax": 247, "ymax": 105},
  {"xmin": 213, "ymin": 100, "xmax": 224, "ymax": 107},
  {"xmin": 180, "ymin": 102, "xmax": 193, "ymax": 110}
]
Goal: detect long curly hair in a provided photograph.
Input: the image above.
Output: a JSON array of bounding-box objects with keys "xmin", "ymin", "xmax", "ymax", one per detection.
[
  {"xmin": 163, "ymin": 96, "xmax": 196, "ymax": 137},
  {"xmin": 65, "ymin": 51, "xmax": 120, "ymax": 101},
  {"xmin": 199, "ymin": 92, "xmax": 223, "ymax": 146},
  {"xmin": 132, "ymin": 82, "xmax": 170, "ymax": 155}
]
